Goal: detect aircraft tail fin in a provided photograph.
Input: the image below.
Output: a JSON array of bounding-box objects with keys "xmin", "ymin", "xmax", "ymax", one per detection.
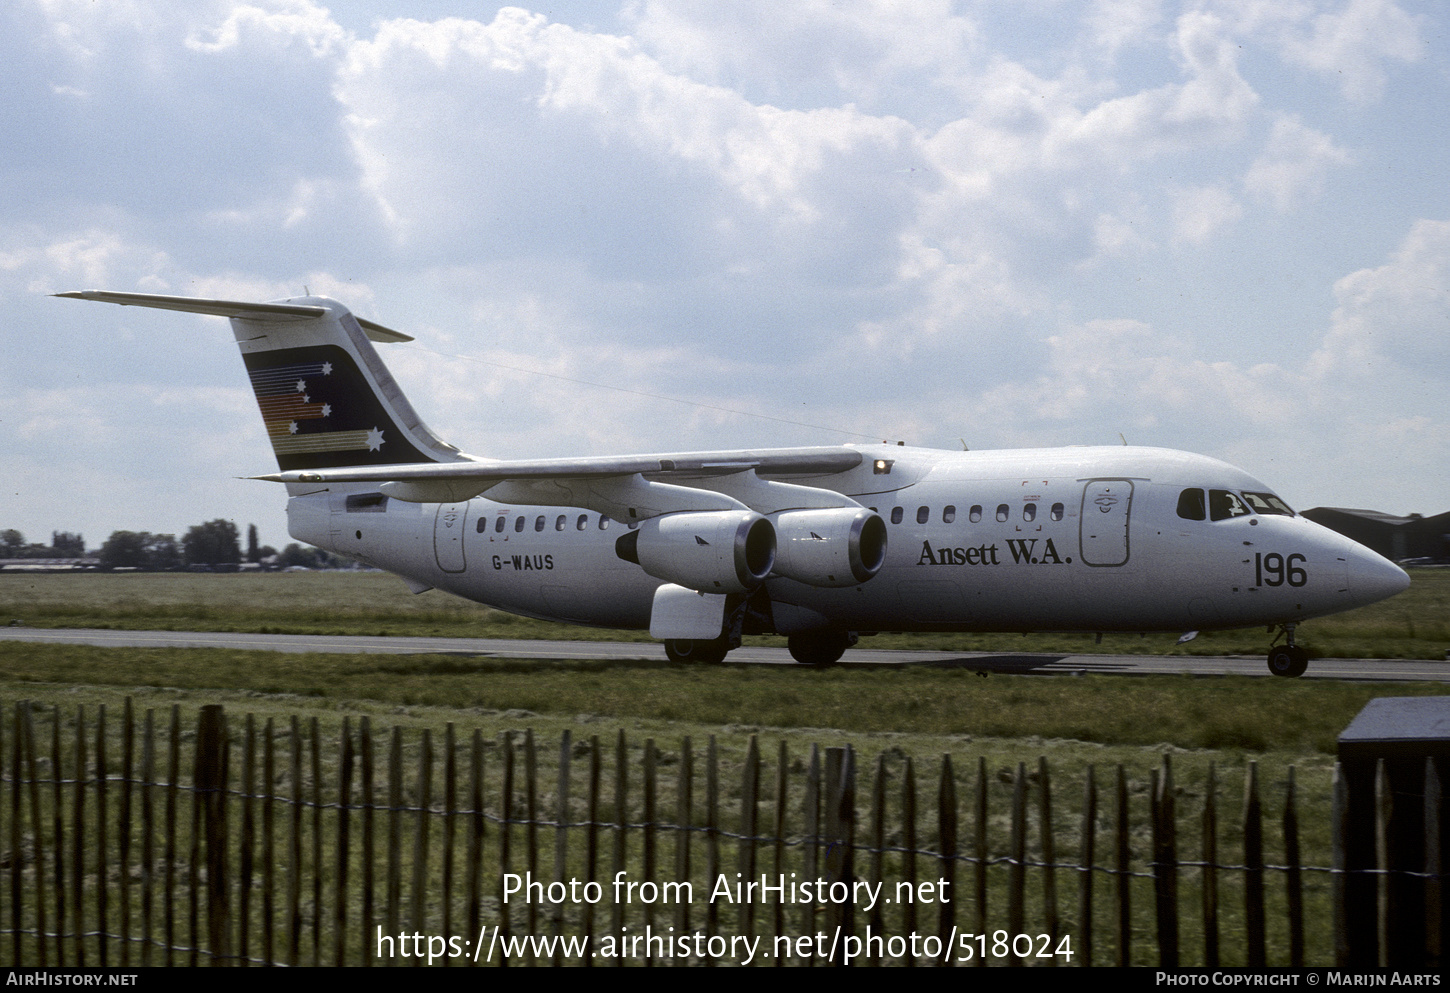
[{"xmin": 56, "ymin": 290, "xmax": 463, "ymax": 472}]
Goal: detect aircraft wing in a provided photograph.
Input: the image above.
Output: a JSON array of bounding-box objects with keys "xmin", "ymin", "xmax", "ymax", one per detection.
[{"xmin": 255, "ymin": 447, "xmax": 871, "ymax": 517}]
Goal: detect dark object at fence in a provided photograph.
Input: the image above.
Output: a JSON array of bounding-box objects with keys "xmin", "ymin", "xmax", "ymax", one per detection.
[{"xmin": 1337, "ymin": 696, "xmax": 1450, "ymax": 969}]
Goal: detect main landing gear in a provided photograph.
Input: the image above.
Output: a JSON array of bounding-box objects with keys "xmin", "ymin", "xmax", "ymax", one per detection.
[
  {"xmin": 787, "ymin": 630, "xmax": 857, "ymax": 666},
  {"xmin": 1266, "ymin": 623, "xmax": 1309, "ymax": 678},
  {"xmin": 663, "ymin": 636, "xmax": 731, "ymax": 664}
]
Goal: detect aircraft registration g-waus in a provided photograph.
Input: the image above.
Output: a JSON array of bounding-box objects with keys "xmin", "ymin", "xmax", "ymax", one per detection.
[{"xmin": 61, "ymin": 290, "xmax": 1411, "ymax": 677}]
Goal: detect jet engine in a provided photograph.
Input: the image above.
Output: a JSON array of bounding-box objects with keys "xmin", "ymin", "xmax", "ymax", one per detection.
[
  {"xmin": 770, "ymin": 507, "xmax": 887, "ymax": 587},
  {"xmin": 615, "ymin": 511, "xmax": 776, "ymax": 594}
]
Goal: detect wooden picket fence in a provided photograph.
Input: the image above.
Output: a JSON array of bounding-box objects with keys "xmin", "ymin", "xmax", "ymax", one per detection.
[{"xmin": 0, "ymin": 698, "xmax": 1437, "ymax": 967}]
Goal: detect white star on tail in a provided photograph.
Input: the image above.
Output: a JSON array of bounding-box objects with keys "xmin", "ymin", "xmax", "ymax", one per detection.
[{"xmin": 366, "ymin": 427, "xmax": 384, "ymax": 451}]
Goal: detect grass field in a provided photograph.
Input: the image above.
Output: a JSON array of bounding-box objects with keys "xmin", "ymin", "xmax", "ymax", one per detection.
[
  {"xmin": 1, "ymin": 570, "xmax": 1447, "ymax": 966},
  {"xmin": 2, "ymin": 566, "xmax": 1447, "ymax": 659}
]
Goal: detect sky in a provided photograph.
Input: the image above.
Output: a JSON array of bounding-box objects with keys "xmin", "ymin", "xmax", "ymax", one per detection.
[{"xmin": 2, "ymin": 0, "xmax": 1447, "ymax": 552}]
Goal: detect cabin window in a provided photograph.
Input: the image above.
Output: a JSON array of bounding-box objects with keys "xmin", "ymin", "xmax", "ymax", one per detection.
[
  {"xmin": 1023, "ymin": 502, "xmax": 1037, "ymax": 522},
  {"xmin": 514, "ymin": 516, "xmax": 525, "ymax": 533},
  {"xmin": 475, "ymin": 518, "xmax": 486, "ymax": 534},
  {"xmin": 943, "ymin": 505, "xmax": 956, "ymax": 524},
  {"xmin": 1209, "ymin": 489, "xmax": 1249, "ymax": 521},
  {"xmin": 969, "ymin": 505, "xmax": 982, "ymax": 523},
  {"xmin": 553, "ymin": 514, "xmax": 565, "ymax": 531},
  {"xmin": 577, "ymin": 514, "xmax": 588, "ymax": 531},
  {"xmin": 495, "ymin": 517, "xmax": 506, "ymax": 533},
  {"xmin": 1241, "ymin": 491, "xmax": 1295, "ymax": 516},
  {"xmin": 599, "ymin": 515, "xmax": 611, "ymax": 530},
  {"xmin": 1177, "ymin": 488, "xmax": 1206, "ymax": 521},
  {"xmin": 1050, "ymin": 503, "xmax": 1064, "ymax": 522},
  {"xmin": 916, "ymin": 506, "xmax": 929, "ymax": 524},
  {"xmin": 534, "ymin": 515, "xmax": 546, "ymax": 532},
  {"xmin": 996, "ymin": 504, "xmax": 1009, "ymax": 522},
  {"xmin": 891, "ymin": 507, "xmax": 904, "ymax": 524}
]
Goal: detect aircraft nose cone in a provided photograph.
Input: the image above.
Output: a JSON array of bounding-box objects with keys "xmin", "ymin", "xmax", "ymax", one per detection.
[{"xmin": 1346, "ymin": 545, "xmax": 1411, "ymax": 606}]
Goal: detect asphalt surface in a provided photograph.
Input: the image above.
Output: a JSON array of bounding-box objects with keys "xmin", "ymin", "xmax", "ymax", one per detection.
[{"xmin": 3, "ymin": 627, "xmax": 1447, "ymax": 682}]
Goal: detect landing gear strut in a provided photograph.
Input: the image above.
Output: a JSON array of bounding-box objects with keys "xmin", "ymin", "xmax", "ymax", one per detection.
[{"xmin": 1266, "ymin": 623, "xmax": 1309, "ymax": 678}]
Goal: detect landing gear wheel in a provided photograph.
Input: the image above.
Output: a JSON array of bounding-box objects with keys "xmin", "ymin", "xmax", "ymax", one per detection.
[
  {"xmin": 664, "ymin": 637, "xmax": 730, "ymax": 664},
  {"xmin": 1267, "ymin": 645, "xmax": 1309, "ymax": 678},
  {"xmin": 787, "ymin": 630, "xmax": 854, "ymax": 666}
]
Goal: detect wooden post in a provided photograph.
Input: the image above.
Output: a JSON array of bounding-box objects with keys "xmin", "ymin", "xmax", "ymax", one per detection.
[
  {"xmin": 1243, "ymin": 760, "xmax": 1265, "ymax": 968},
  {"xmin": 195, "ymin": 705, "xmax": 230, "ymax": 965},
  {"xmin": 643, "ymin": 736, "xmax": 657, "ymax": 963},
  {"xmin": 1152, "ymin": 755, "xmax": 1178, "ymax": 967},
  {"xmin": 553, "ymin": 730, "xmax": 572, "ymax": 966},
  {"xmin": 467, "ymin": 729, "xmax": 485, "ymax": 967},
  {"xmin": 1285, "ymin": 766, "xmax": 1304, "ymax": 968},
  {"xmin": 868, "ymin": 752, "xmax": 887, "ymax": 966},
  {"xmin": 289, "ymin": 717, "xmax": 306, "ymax": 967},
  {"xmin": 823, "ymin": 745, "xmax": 855, "ymax": 966},
  {"xmin": 583, "ymin": 734, "xmax": 600, "ymax": 964},
  {"xmin": 773, "ymin": 741, "xmax": 787, "ymax": 967},
  {"xmin": 335, "ymin": 717, "xmax": 354, "ymax": 967},
  {"xmin": 675, "ymin": 737, "xmax": 693, "ymax": 945},
  {"xmin": 261, "ymin": 717, "xmax": 275, "ymax": 967},
  {"xmin": 974, "ymin": 755, "xmax": 986, "ymax": 964},
  {"xmin": 1114, "ymin": 764, "xmax": 1129, "ymax": 967},
  {"xmin": 164, "ymin": 705, "xmax": 180, "ymax": 967},
  {"xmin": 410, "ymin": 728, "xmax": 433, "ymax": 964},
  {"xmin": 141, "ymin": 709, "xmax": 155, "ymax": 968},
  {"xmin": 902, "ymin": 756, "xmax": 917, "ymax": 967},
  {"xmin": 310, "ymin": 717, "xmax": 322, "ymax": 967},
  {"xmin": 442, "ymin": 723, "xmax": 456, "ymax": 968},
  {"xmin": 610, "ymin": 729, "xmax": 625, "ymax": 965},
  {"xmin": 50, "ymin": 708, "xmax": 64, "ymax": 965},
  {"xmin": 239, "ymin": 714, "xmax": 255, "ymax": 966},
  {"xmin": 799, "ymin": 744, "xmax": 818, "ymax": 964},
  {"xmin": 706, "ymin": 736, "xmax": 721, "ymax": 956},
  {"xmin": 359, "ymin": 717, "xmax": 374, "ymax": 967},
  {"xmin": 739, "ymin": 735, "xmax": 759, "ymax": 941},
  {"xmin": 94, "ymin": 705, "xmax": 107, "ymax": 966},
  {"xmin": 20, "ymin": 703, "xmax": 47, "ymax": 965},
  {"xmin": 1038, "ymin": 756, "xmax": 1058, "ymax": 963},
  {"xmin": 1009, "ymin": 761, "xmax": 1026, "ymax": 966},
  {"xmin": 1202, "ymin": 762, "xmax": 1219, "ymax": 967},
  {"xmin": 1425, "ymin": 758, "xmax": 1443, "ymax": 969},
  {"xmin": 499, "ymin": 730, "xmax": 514, "ymax": 964},
  {"xmin": 1078, "ymin": 765, "xmax": 1096, "ymax": 967},
  {"xmin": 120, "ymin": 698, "xmax": 134, "ymax": 967}
]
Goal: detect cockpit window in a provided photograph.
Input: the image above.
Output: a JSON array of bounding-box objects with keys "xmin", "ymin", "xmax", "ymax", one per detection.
[
  {"xmin": 1177, "ymin": 488, "xmax": 1206, "ymax": 521},
  {"xmin": 1241, "ymin": 491, "xmax": 1294, "ymax": 516},
  {"xmin": 1209, "ymin": 489, "xmax": 1250, "ymax": 521}
]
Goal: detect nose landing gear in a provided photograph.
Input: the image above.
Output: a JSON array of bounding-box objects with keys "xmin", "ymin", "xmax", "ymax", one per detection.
[{"xmin": 1266, "ymin": 623, "xmax": 1309, "ymax": 678}]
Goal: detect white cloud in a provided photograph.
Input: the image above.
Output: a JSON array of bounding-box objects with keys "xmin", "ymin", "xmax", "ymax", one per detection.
[
  {"xmin": 1244, "ymin": 114, "xmax": 1352, "ymax": 211},
  {"xmin": 1277, "ymin": 0, "xmax": 1424, "ymax": 104},
  {"xmin": 1171, "ymin": 184, "xmax": 1242, "ymax": 244}
]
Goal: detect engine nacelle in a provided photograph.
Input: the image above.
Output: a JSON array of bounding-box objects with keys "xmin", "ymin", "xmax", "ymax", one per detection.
[
  {"xmin": 616, "ymin": 511, "xmax": 776, "ymax": 594},
  {"xmin": 770, "ymin": 507, "xmax": 887, "ymax": 587}
]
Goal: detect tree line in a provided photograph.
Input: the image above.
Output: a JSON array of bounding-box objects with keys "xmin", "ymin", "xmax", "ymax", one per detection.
[{"xmin": 1, "ymin": 522, "xmax": 354, "ymax": 571}]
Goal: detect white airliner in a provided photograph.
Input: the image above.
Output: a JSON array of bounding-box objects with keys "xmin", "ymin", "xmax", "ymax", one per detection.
[{"xmin": 60, "ymin": 290, "xmax": 1411, "ymax": 677}]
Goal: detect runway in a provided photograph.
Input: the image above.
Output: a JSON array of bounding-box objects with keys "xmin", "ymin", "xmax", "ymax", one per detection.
[{"xmin": 4, "ymin": 627, "xmax": 1448, "ymax": 682}]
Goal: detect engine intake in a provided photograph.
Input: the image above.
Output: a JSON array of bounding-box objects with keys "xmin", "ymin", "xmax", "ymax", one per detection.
[
  {"xmin": 771, "ymin": 507, "xmax": 887, "ymax": 587},
  {"xmin": 616, "ymin": 511, "xmax": 776, "ymax": 594}
]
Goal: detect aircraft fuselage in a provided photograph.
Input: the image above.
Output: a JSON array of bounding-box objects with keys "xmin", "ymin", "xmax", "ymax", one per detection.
[{"xmin": 290, "ymin": 443, "xmax": 1405, "ymax": 638}]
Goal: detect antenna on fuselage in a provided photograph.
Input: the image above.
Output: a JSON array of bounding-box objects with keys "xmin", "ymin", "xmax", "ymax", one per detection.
[{"xmin": 1119, "ymin": 433, "xmax": 1128, "ymax": 446}]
